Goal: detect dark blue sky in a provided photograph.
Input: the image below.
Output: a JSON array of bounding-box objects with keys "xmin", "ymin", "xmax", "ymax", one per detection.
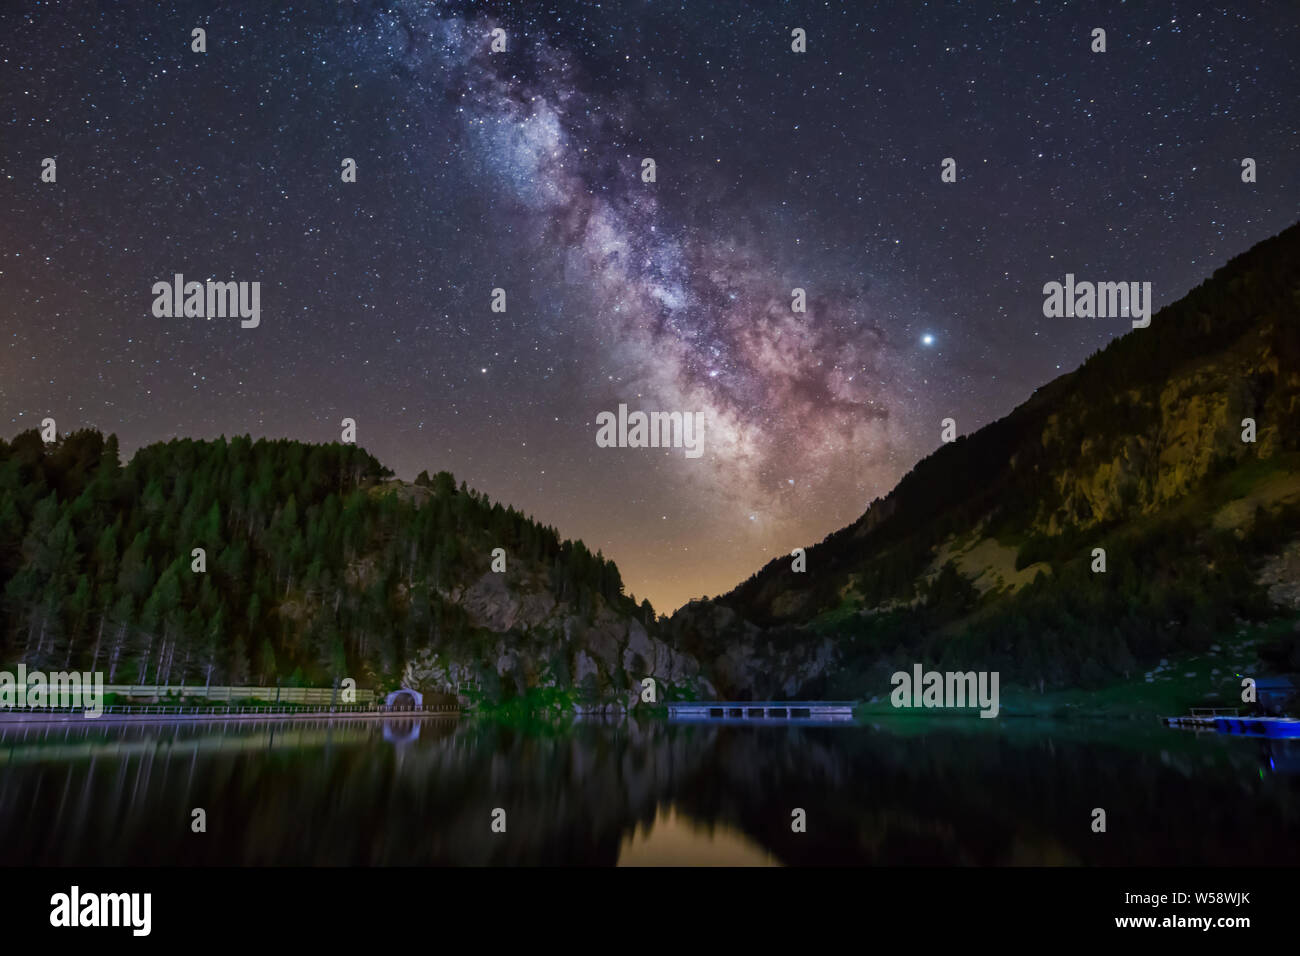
[{"xmin": 2, "ymin": 0, "xmax": 1297, "ymax": 610}]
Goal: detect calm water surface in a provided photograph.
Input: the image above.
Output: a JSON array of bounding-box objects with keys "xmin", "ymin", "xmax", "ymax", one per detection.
[{"xmin": 1, "ymin": 716, "xmax": 1296, "ymax": 865}]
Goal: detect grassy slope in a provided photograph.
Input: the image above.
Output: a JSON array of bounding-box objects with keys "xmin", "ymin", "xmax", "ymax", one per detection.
[{"xmin": 854, "ymin": 613, "xmax": 1298, "ymax": 718}]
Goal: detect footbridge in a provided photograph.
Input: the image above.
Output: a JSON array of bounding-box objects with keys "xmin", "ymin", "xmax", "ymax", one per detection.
[{"xmin": 667, "ymin": 701, "xmax": 856, "ymax": 721}]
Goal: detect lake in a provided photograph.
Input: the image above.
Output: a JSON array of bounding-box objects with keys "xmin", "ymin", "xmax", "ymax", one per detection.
[{"xmin": 2, "ymin": 715, "xmax": 1296, "ymax": 865}]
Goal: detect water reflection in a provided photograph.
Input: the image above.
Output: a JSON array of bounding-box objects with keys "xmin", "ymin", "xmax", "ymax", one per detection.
[
  {"xmin": 0, "ymin": 717, "xmax": 1296, "ymax": 865},
  {"xmin": 381, "ymin": 718, "xmax": 423, "ymax": 747},
  {"xmin": 618, "ymin": 805, "xmax": 779, "ymax": 866}
]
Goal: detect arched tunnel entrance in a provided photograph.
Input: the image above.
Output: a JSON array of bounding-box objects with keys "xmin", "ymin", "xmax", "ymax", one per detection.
[{"xmin": 384, "ymin": 688, "xmax": 424, "ymax": 711}]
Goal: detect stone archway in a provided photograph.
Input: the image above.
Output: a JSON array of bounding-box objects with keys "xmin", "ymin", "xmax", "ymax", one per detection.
[{"xmin": 384, "ymin": 688, "xmax": 423, "ymax": 710}]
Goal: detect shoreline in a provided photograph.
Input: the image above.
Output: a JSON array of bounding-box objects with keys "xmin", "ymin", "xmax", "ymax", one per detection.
[{"xmin": 0, "ymin": 710, "xmax": 458, "ymax": 725}]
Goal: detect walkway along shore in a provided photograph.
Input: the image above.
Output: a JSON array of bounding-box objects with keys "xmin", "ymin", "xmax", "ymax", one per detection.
[{"xmin": 0, "ymin": 703, "xmax": 459, "ymax": 724}]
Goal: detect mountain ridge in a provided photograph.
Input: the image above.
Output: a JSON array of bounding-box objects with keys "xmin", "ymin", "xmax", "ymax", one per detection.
[
  {"xmin": 665, "ymin": 221, "xmax": 1300, "ymax": 700},
  {"xmin": 3, "ymin": 224, "xmax": 1298, "ymax": 710}
]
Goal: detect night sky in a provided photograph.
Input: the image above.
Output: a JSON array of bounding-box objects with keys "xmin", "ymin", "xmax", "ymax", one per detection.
[{"xmin": 2, "ymin": 1, "xmax": 1297, "ymax": 612}]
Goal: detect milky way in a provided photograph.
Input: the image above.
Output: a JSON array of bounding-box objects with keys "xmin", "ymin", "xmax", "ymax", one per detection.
[{"xmin": 354, "ymin": 3, "xmax": 907, "ymax": 526}]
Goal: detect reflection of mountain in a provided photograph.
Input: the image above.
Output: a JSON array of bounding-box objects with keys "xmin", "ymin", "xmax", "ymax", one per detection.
[
  {"xmin": 617, "ymin": 806, "xmax": 778, "ymax": 866},
  {"xmin": 666, "ymin": 223, "xmax": 1300, "ymax": 698},
  {"xmin": 2, "ymin": 720, "xmax": 1297, "ymax": 866}
]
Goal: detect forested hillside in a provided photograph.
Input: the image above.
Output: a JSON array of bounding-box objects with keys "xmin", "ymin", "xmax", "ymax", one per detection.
[{"xmin": 0, "ymin": 431, "xmax": 675, "ymax": 703}]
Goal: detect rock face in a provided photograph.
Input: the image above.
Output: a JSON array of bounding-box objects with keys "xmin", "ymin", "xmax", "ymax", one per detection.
[
  {"xmin": 456, "ymin": 570, "xmax": 557, "ymax": 632},
  {"xmin": 1259, "ymin": 540, "xmax": 1300, "ymax": 612},
  {"xmin": 399, "ymin": 652, "xmax": 480, "ymax": 701},
  {"xmin": 664, "ymin": 601, "xmax": 841, "ymax": 699},
  {"xmin": 402, "ymin": 579, "xmax": 714, "ymax": 706}
]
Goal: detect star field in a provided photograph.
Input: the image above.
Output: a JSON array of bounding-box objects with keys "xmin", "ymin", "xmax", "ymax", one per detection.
[{"xmin": 2, "ymin": 0, "xmax": 1297, "ymax": 611}]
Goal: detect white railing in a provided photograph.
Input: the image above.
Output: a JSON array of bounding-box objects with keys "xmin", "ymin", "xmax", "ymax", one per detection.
[
  {"xmin": 0, "ymin": 702, "xmax": 458, "ymax": 717},
  {"xmin": 93, "ymin": 684, "xmax": 377, "ymax": 703}
]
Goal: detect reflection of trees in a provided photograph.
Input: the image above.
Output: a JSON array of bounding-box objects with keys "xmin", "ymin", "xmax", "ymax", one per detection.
[
  {"xmin": 1, "ymin": 719, "xmax": 1298, "ymax": 865},
  {"xmin": 684, "ymin": 724, "xmax": 1300, "ymax": 866}
]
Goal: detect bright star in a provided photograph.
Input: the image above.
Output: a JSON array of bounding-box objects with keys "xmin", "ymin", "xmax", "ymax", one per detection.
[{"xmin": 921, "ymin": 334, "xmax": 935, "ymax": 346}]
